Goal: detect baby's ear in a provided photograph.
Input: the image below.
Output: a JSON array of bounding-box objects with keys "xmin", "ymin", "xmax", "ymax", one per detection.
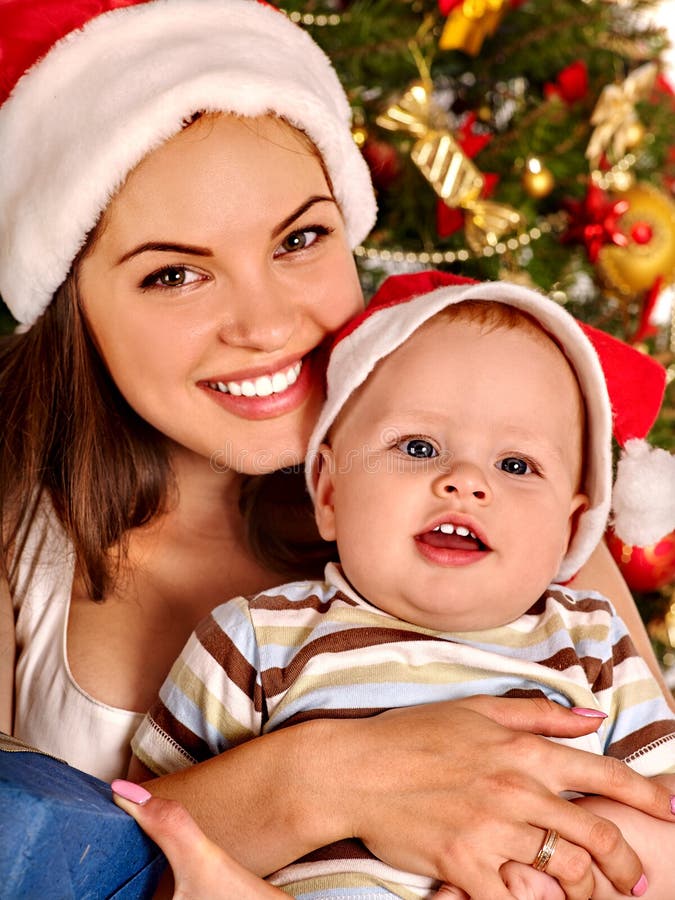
[
  {"xmin": 312, "ymin": 444, "xmax": 338, "ymax": 541},
  {"xmin": 565, "ymin": 492, "xmax": 590, "ymax": 551}
]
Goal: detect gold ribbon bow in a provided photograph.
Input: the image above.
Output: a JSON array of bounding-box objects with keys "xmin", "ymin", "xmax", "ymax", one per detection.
[
  {"xmin": 439, "ymin": 0, "xmax": 507, "ymax": 57},
  {"xmin": 586, "ymin": 62, "xmax": 657, "ymax": 168},
  {"xmin": 376, "ymin": 79, "xmax": 523, "ymax": 252}
]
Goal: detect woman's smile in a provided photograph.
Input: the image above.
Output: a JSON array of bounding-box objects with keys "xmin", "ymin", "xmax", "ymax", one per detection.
[{"xmin": 200, "ymin": 353, "xmax": 316, "ymax": 421}]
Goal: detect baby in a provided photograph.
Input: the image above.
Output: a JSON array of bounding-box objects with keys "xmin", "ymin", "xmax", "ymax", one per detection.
[{"xmin": 133, "ymin": 271, "xmax": 675, "ymax": 899}]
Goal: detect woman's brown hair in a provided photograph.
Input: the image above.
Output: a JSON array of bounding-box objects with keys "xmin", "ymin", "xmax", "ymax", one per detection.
[{"xmin": 0, "ymin": 268, "xmax": 172, "ymax": 599}]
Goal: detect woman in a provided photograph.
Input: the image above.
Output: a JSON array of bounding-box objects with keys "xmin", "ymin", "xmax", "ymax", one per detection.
[{"xmin": 1, "ymin": 2, "xmax": 673, "ymax": 898}]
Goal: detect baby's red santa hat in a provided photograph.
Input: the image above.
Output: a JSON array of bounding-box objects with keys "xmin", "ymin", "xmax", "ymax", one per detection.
[
  {"xmin": 306, "ymin": 270, "xmax": 673, "ymax": 583},
  {"xmin": 0, "ymin": 0, "xmax": 376, "ymax": 326}
]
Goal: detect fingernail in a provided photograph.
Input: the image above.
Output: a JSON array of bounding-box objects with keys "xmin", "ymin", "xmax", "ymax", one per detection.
[
  {"xmin": 631, "ymin": 874, "xmax": 648, "ymax": 897},
  {"xmin": 571, "ymin": 707, "xmax": 607, "ymax": 718},
  {"xmin": 111, "ymin": 779, "xmax": 152, "ymax": 805}
]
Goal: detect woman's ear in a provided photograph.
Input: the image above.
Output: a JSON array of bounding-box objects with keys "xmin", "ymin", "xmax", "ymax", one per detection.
[{"xmin": 313, "ymin": 444, "xmax": 338, "ymax": 541}]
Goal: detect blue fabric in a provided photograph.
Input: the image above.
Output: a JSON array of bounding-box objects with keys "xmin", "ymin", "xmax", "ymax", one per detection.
[{"xmin": 0, "ymin": 745, "xmax": 166, "ymax": 898}]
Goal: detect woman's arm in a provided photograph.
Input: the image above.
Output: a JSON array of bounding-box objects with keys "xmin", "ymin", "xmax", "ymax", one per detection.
[
  {"xmin": 140, "ymin": 696, "xmax": 675, "ymax": 900},
  {"xmin": 570, "ymin": 540, "xmax": 675, "ymax": 711},
  {"xmin": 0, "ymin": 577, "xmax": 14, "ymax": 734}
]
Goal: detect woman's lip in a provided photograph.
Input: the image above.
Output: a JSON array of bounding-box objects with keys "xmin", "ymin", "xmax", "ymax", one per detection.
[{"xmin": 199, "ymin": 352, "xmax": 317, "ymax": 420}]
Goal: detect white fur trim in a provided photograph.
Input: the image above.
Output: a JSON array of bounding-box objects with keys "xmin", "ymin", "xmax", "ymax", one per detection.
[
  {"xmin": 0, "ymin": 0, "xmax": 376, "ymax": 325},
  {"xmin": 611, "ymin": 438, "xmax": 675, "ymax": 546},
  {"xmin": 306, "ymin": 280, "xmax": 613, "ymax": 583}
]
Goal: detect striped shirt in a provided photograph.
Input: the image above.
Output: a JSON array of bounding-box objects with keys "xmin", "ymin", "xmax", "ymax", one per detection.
[{"xmin": 132, "ymin": 563, "xmax": 675, "ymax": 899}]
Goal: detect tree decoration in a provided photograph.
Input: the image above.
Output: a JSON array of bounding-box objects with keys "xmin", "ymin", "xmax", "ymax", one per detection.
[
  {"xmin": 544, "ymin": 60, "xmax": 588, "ymax": 105},
  {"xmin": 438, "ymin": 0, "xmax": 507, "ymax": 56},
  {"xmin": 596, "ymin": 182, "xmax": 675, "ymax": 303},
  {"xmin": 586, "ymin": 62, "xmax": 657, "ymax": 169},
  {"xmin": 607, "ymin": 529, "xmax": 675, "ymax": 593},
  {"xmin": 522, "ymin": 157, "xmax": 555, "ymax": 199},
  {"xmin": 563, "ymin": 183, "xmax": 629, "ymax": 264},
  {"xmin": 376, "ymin": 70, "xmax": 523, "ymax": 252}
]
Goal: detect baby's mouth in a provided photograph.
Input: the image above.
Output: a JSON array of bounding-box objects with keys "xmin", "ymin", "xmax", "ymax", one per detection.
[{"xmin": 417, "ymin": 523, "xmax": 489, "ymax": 552}]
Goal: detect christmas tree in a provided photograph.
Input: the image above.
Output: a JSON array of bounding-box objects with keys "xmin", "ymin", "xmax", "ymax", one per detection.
[{"xmin": 280, "ymin": 0, "xmax": 675, "ymax": 662}]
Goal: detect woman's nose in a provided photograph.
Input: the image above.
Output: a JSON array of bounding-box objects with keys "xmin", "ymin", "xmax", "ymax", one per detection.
[
  {"xmin": 432, "ymin": 461, "xmax": 492, "ymax": 504},
  {"xmin": 216, "ymin": 277, "xmax": 298, "ymax": 352}
]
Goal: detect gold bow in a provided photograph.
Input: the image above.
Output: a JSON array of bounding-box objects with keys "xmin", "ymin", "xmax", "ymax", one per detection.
[
  {"xmin": 376, "ymin": 80, "xmax": 523, "ymax": 252},
  {"xmin": 586, "ymin": 63, "xmax": 657, "ymax": 168},
  {"xmin": 439, "ymin": 0, "xmax": 507, "ymax": 57}
]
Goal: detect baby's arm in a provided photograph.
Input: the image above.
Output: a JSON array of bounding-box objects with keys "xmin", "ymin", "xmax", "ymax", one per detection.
[
  {"xmin": 572, "ymin": 774, "xmax": 675, "ymax": 899},
  {"xmin": 499, "ymin": 775, "xmax": 675, "ymax": 900}
]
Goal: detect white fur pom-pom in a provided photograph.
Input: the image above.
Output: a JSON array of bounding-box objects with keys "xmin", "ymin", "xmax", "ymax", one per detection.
[{"xmin": 611, "ymin": 438, "xmax": 675, "ymax": 547}]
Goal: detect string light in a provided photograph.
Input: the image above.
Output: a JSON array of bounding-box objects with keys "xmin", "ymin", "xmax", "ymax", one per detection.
[
  {"xmin": 286, "ymin": 11, "xmax": 342, "ymax": 26},
  {"xmin": 355, "ymin": 216, "xmax": 564, "ymax": 265}
]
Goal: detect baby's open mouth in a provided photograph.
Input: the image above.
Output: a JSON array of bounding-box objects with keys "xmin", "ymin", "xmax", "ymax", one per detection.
[{"xmin": 417, "ymin": 523, "xmax": 489, "ymax": 552}]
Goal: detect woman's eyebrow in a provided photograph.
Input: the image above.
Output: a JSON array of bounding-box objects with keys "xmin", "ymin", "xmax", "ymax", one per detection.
[
  {"xmin": 115, "ymin": 195, "xmax": 336, "ymax": 265},
  {"xmin": 116, "ymin": 241, "xmax": 214, "ymax": 265},
  {"xmin": 271, "ymin": 195, "xmax": 336, "ymax": 238}
]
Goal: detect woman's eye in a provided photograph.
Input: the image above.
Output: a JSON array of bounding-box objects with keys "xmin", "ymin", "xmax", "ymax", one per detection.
[
  {"xmin": 498, "ymin": 456, "xmax": 532, "ymax": 475},
  {"xmin": 274, "ymin": 225, "xmax": 330, "ymax": 257},
  {"xmin": 141, "ymin": 266, "xmax": 203, "ymax": 290},
  {"xmin": 397, "ymin": 438, "xmax": 438, "ymax": 459}
]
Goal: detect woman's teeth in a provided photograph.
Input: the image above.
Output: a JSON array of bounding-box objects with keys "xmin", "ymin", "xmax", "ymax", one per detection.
[
  {"xmin": 208, "ymin": 362, "xmax": 302, "ymax": 398},
  {"xmin": 432, "ymin": 523, "xmax": 477, "ymax": 540}
]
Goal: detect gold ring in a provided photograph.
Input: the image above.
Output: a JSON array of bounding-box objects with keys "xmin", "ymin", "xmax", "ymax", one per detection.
[{"xmin": 532, "ymin": 829, "xmax": 559, "ymax": 872}]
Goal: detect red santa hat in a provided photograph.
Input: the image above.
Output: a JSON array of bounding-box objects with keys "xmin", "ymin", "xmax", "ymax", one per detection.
[
  {"xmin": 306, "ymin": 270, "xmax": 672, "ymax": 583},
  {"xmin": 0, "ymin": 0, "xmax": 376, "ymax": 326}
]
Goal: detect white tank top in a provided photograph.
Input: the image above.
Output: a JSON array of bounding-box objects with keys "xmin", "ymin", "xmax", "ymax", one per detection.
[{"xmin": 12, "ymin": 502, "xmax": 143, "ymax": 782}]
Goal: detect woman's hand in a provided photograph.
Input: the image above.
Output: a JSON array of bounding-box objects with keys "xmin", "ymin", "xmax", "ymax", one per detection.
[
  {"xmin": 137, "ymin": 696, "xmax": 674, "ymax": 899},
  {"xmin": 111, "ymin": 780, "xmax": 284, "ymax": 899},
  {"xmin": 319, "ymin": 697, "xmax": 674, "ymax": 900}
]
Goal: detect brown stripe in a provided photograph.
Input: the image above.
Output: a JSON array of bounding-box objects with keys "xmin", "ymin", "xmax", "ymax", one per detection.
[
  {"xmin": 502, "ymin": 688, "xmax": 550, "ymax": 701},
  {"xmin": 295, "ymin": 838, "xmax": 374, "ymax": 865},
  {"xmin": 196, "ymin": 613, "xmax": 263, "ymax": 713},
  {"xmin": 535, "ymin": 646, "xmax": 582, "ymax": 673},
  {"xmin": 607, "ymin": 721, "xmax": 675, "ymax": 761},
  {"xmin": 547, "ymin": 589, "xmax": 611, "ymax": 613},
  {"xmin": 262, "ymin": 626, "xmax": 439, "ymax": 697},
  {"xmin": 275, "ymin": 707, "xmax": 385, "ymax": 728},
  {"xmin": 251, "ymin": 588, "xmax": 359, "ymax": 612},
  {"xmin": 149, "ymin": 703, "xmax": 214, "ymax": 764},
  {"xmin": 612, "ymin": 633, "xmax": 640, "ymax": 666}
]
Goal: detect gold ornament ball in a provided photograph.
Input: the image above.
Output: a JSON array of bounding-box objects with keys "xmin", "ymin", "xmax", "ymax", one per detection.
[
  {"xmin": 522, "ymin": 159, "xmax": 555, "ymax": 198},
  {"xmin": 597, "ymin": 182, "xmax": 675, "ymax": 298},
  {"xmin": 623, "ymin": 120, "xmax": 645, "ymax": 150}
]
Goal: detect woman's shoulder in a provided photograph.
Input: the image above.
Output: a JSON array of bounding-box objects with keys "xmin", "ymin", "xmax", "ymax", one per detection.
[{"xmin": 10, "ymin": 495, "xmax": 73, "ymax": 612}]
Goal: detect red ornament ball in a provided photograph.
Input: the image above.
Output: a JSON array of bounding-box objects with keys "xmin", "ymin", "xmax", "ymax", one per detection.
[
  {"xmin": 606, "ymin": 529, "xmax": 675, "ymax": 592},
  {"xmin": 631, "ymin": 221, "xmax": 653, "ymax": 245},
  {"xmin": 361, "ymin": 139, "xmax": 401, "ymax": 192}
]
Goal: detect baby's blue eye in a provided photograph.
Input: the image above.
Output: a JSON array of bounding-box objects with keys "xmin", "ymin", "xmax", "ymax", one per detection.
[
  {"xmin": 397, "ymin": 438, "xmax": 438, "ymax": 459},
  {"xmin": 499, "ymin": 457, "xmax": 531, "ymax": 475}
]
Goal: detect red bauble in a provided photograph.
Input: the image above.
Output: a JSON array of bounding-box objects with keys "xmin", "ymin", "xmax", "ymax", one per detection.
[
  {"xmin": 361, "ymin": 139, "xmax": 401, "ymax": 192},
  {"xmin": 606, "ymin": 529, "xmax": 675, "ymax": 592}
]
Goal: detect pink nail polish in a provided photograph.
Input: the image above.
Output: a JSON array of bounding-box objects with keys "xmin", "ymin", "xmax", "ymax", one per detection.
[
  {"xmin": 571, "ymin": 707, "xmax": 607, "ymax": 718},
  {"xmin": 111, "ymin": 779, "xmax": 152, "ymax": 805},
  {"xmin": 631, "ymin": 874, "xmax": 648, "ymax": 897}
]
